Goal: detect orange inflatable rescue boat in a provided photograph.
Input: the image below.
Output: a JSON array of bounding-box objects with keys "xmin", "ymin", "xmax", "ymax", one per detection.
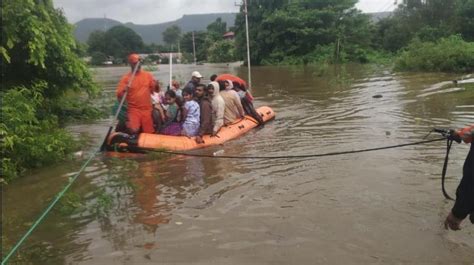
[{"xmin": 105, "ymin": 106, "xmax": 275, "ymax": 152}]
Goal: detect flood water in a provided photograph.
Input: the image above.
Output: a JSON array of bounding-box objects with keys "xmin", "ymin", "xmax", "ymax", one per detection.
[{"xmin": 3, "ymin": 63, "xmax": 474, "ymax": 264}]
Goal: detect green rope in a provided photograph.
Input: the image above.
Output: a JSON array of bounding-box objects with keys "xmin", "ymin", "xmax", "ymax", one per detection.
[
  {"xmin": 1, "ymin": 149, "xmax": 99, "ymax": 265},
  {"xmin": 0, "ymin": 134, "xmax": 449, "ymax": 263}
]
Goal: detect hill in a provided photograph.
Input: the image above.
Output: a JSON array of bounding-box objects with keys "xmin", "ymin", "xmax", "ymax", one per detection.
[
  {"xmin": 74, "ymin": 13, "xmax": 237, "ymax": 44},
  {"xmin": 74, "ymin": 12, "xmax": 391, "ymax": 44}
]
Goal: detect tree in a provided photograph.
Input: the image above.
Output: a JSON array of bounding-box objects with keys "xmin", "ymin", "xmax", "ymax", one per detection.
[
  {"xmin": 233, "ymin": 0, "xmax": 371, "ymax": 64},
  {"xmin": 234, "ymin": 0, "xmax": 290, "ymax": 64},
  {"xmin": 180, "ymin": 31, "xmax": 209, "ymax": 62},
  {"xmin": 208, "ymin": 40, "xmax": 237, "ymax": 63},
  {"xmin": 86, "ymin": 26, "xmax": 145, "ymax": 62},
  {"xmin": 87, "ymin": 30, "xmax": 107, "ymax": 55},
  {"xmin": 162, "ymin": 25, "xmax": 182, "ymax": 48},
  {"xmin": 455, "ymin": 0, "xmax": 474, "ymax": 41},
  {"xmin": 376, "ymin": 0, "xmax": 473, "ymax": 51},
  {"xmin": 1, "ymin": 0, "xmax": 99, "ymax": 181},
  {"xmin": 207, "ymin": 17, "xmax": 227, "ymax": 41},
  {"xmin": 1, "ymin": 0, "xmax": 97, "ymax": 96},
  {"xmin": 105, "ymin": 25, "xmax": 144, "ymax": 61}
]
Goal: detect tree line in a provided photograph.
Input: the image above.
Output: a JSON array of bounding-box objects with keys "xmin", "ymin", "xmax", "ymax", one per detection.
[
  {"xmin": 231, "ymin": 0, "xmax": 473, "ymax": 71},
  {"xmin": 85, "ymin": 0, "xmax": 474, "ymax": 71},
  {"xmin": 86, "ymin": 17, "xmax": 237, "ymax": 64}
]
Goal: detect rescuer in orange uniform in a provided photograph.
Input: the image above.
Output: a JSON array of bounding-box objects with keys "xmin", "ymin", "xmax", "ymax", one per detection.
[
  {"xmin": 116, "ymin": 54, "xmax": 156, "ymax": 135},
  {"xmin": 444, "ymin": 124, "xmax": 474, "ymax": 230}
]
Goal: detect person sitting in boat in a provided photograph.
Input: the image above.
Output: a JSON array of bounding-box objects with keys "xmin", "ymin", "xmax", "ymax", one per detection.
[
  {"xmin": 215, "ymin": 74, "xmax": 263, "ymax": 125},
  {"xmin": 224, "ymin": 79, "xmax": 241, "ymax": 101},
  {"xmin": 159, "ymin": 90, "xmax": 183, "ymax": 136},
  {"xmin": 151, "ymin": 82, "xmax": 166, "ymax": 132},
  {"xmin": 233, "ymin": 82, "xmax": 264, "ymax": 125},
  {"xmin": 207, "ymin": 81, "xmax": 225, "ymax": 136},
  {"xmin": 169, "ymin": 80, "xmax": 182, "ymax": 98},
  {"xmin": 183, "ymin": 71, "xmax": 202, "ymax": 95},
  {"xmin": 219, "ymin": 80, "xmax": 245, "ymax": 125},
  {"xmin": 210, "ymin": 74, "xmax": 218, "ymax": 82},
  {"xmin": 215, "ymin": 74, "xmax": 247, "ymax": 90},
  {"xmin": 181, "ymin": 88, "xmax": 200, "ymax": 137},
  {"xmin": 116, "ymin": 53, "xmax": 156, "ymax": 135},
  {"xmin": 194, "ymin": 84, "xmax": 213, "ymax": 144}
]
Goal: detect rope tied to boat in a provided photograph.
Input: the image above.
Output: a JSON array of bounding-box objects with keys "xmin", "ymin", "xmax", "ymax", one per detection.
[
  {"xmin": 140, "ymin": 138, "xmax": 446, "ymax": 159},
  {"xmin": 1, "ymin": 130, "xmax": 457, "ymax": 264},
  {"xmin": 1, "ymin": 149, "xmax": 100, "ymax": 265}
]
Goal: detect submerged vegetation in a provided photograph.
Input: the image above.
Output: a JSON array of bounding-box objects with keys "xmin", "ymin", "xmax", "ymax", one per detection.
[
  {"xmin": 395, "ymin": 35, "xmax": 474, "ymax": 72},
  {"xmin": 1, "ymin": 84, "xmax": 78, "ymax": 180},
  {"xmin": 1, "ymin": 0, "xmax": 101, "ymax": 182}
]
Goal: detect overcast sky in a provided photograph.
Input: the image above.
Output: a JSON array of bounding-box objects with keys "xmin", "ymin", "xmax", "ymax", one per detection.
[{"xmin": 53, "ymin": 0, "xmax": 397, "ymax": 24}]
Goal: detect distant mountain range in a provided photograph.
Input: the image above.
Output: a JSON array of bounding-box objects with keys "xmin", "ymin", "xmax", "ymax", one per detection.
[
  {"xmin": 74, "ymin": 13, "xmax": 237, "ymax": 44},
  {"xmin": 74, "ymin": 12, "xmax": 391, "ymax": 44}
]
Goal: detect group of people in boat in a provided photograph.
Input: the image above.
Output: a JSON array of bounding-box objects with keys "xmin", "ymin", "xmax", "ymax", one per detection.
[{"xmin": 115, "ymin": 53, "xmax": 263, "ymax": 144}]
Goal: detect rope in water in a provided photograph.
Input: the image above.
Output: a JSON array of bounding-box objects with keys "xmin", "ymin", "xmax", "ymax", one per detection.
[
  {"xmin": 2, "ymin": 58, "xmax": 138, "ymax": 265},
  {"xmin": 141, "ymin": 138, "xmax": 446, "ymax": 159},
  {"xmin": 2, "ymin": 137, "xmax": 446, "ymax": 264},
  {"xmin": 1, "ymin": 149, "xmax": 99, "ymax": 265}
]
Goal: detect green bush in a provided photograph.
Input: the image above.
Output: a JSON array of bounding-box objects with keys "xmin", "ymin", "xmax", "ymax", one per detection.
[
  {"xmin": 395, "ymin": 35, "xmax": 474, "ymax": 72},
  {"xmin": 262, "ymin": 45, "xmax": 334, "ymax": 65},
  {"xmin": 1, "ymin": 83, "xmax": 78, "ymax": 183},
  {"xmin": 261, "ymin": 45, "xmax": 390, "ymax": 66},
  {"xmin": 1, "ymin": 1, "xmax": 101, "ymax": 183}
]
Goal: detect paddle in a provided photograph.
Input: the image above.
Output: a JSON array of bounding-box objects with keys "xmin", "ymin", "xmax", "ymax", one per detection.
[{"xmin": 99, "ymin": 60, "xmax": 141, "ymax": 151}]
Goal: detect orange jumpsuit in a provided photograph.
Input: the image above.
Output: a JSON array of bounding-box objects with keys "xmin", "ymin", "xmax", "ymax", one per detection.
[
  {"xmin": 457, "ymin": 125, "xmax": 474, "ymax": 143},
  {"xmin": 116, "ymin": 70, "xmax": 155, "ymax": 134}
]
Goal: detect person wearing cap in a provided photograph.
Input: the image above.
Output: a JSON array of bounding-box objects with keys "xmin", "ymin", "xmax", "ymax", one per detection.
[
  {"xmin": 184, "ymin": 71, "xmax": 203, "ymax": 94},
  {"xmin": 444, "ymin": 124, "xmax": 474, "ymax": 231},
  {"xmin": 116, "ymin": 53, "xmax": 156, "ymax": 135}
]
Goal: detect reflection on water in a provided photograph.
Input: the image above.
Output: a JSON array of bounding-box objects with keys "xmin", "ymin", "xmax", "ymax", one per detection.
[{"xmin": 3, "ymin": 64, "xmax": 474, "ymax": 264}]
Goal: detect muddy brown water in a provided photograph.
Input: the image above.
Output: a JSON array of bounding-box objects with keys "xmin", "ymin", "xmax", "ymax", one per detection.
[{"xmin": 3, "ymin": 63, "xmax": 474, "ymax": 264}]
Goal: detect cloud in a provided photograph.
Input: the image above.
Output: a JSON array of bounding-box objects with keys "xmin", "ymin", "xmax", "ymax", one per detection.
[
  {"xmin": 356, "ymin": 0, "xmax": 396, "ymax": 13},
  {"xmin": 54, "ymin": 0, "xmax": 395, "ymax": 24},
  {"xmin": 53, "ymin": 0, "xmax": 239, "ymax": 24}
]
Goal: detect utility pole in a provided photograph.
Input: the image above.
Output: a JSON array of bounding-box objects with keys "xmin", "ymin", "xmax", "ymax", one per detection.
[
  {"xmin": 244, "ymin": 0, "xmax": 252, "ymax": 90},
  {"xmin": 236, "ymin": 0, "xmax": 252, "ymax": 90},
  {"xmin": 169, "ymin": 52, "xmax": 173, "ymax": 89},
  {"xmin": 192, "ymin": 31, "xmax": 197, "ymax": 65}
]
